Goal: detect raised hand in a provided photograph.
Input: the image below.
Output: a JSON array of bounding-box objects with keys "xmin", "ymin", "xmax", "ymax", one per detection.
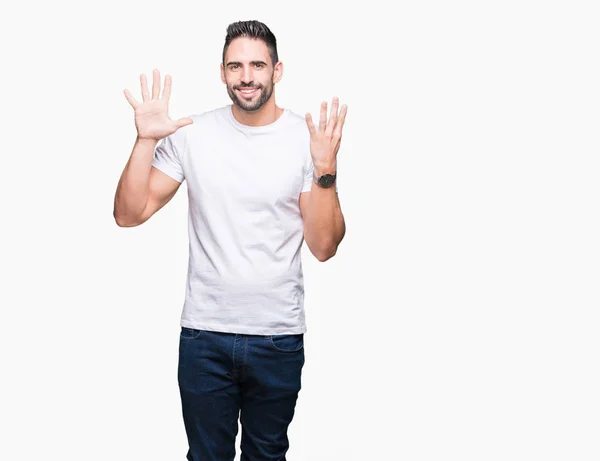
[
  {"xmin": 305, "ymin": 97, "xmax": 348, "ymax": 172},
  {"xmin": 123, "ymin": 69, "xmax": 193, "ymax": 141}
]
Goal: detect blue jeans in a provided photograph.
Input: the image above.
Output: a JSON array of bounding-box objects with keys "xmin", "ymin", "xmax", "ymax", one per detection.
[{"xmin": 177, "ymin": 327, "xmax": 305, "ymax": 461}]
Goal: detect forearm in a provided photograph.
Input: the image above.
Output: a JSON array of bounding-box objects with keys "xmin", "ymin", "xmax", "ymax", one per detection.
[
  {"xmin": 113, "ymin": 137, "xmax": 158, "ymax": 226},
  {"xmin": 304, "ymin": 164, "xmax": 346, "ymax": 261}
]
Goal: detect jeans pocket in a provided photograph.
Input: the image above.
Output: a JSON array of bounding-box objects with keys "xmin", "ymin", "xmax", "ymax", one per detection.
[
  {"xmin": 268, "ymin": 333, "xmax": 304, "ymax": 353},
  {"xmin": 180, "ymin": 327, "xmax": 202, "ymax": 340}
]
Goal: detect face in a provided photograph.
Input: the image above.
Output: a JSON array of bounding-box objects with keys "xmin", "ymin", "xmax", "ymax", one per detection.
[{"xmin": 221, "ymin": 37, "xmax": 283, "ymax": 112}]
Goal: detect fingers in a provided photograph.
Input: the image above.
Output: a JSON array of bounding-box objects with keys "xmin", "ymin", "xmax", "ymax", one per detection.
[
  {"xmin": 140, "ymin": 74, "xmax": 150, "ymax": 102},
  {"xmin": 305, "ymin": 112, "xmax": 316, "ymax": 135},
  {"xmin": 129, "ymin": 70, "xmax": 169, "ymax": 107},
  {"xmin": 309, "ymin": 98, "xmax": 347, "ymax": 137},
  {"xmin": 327, "ymin": 97, "xmax": 339, "ymax": 135},
  {"xmin": 162, "ymin": 74, "xmax": 172, "ymax": 101},
  {"xmin": 151, "ymin": 69, "xmax": 160, "ymax": 99},
  {"xmin": 123, "ymin": 88, "xmax": 139, "ymax": 109},
  {"xmin": 176, "ymin": 117, "xmax": 194, "ymax": 128},
  {"xmin": 333, "ymin": 104, "xmax": 348, "ymax": 138},
  {"xmin": 319, "ymin": 101, "xmax": 327, "ymax": 133}
]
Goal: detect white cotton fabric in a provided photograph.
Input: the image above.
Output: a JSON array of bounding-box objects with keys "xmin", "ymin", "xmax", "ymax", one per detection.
[{"xmin": 151, "ymin": 104, "xmax": 334, "ymax": 335}]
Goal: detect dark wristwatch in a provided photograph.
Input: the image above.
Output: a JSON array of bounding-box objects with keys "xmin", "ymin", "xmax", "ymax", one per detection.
[{"xmin": 313, "ymin": 171, "xmax": 337, "ymax": 188}]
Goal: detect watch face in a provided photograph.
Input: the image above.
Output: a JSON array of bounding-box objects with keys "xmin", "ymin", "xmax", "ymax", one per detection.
[{"xmin": 319, "ymin": 174, "xmax": 336, "ymax": 187}]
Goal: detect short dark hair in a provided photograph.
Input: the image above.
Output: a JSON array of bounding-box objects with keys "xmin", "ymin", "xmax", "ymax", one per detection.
[{"xmin": 222, "ymin": 20, "xmax": 279, "ymax": 66}]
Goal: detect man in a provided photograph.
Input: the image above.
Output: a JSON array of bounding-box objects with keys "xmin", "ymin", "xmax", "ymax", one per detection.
[{"xmin": 114, "ymin": 20, "xmax": 347, "ymax": 461}]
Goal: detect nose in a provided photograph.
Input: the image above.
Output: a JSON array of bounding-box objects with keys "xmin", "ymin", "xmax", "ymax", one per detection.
[{"xmin": 240, "ymin": 65, "xmax": 254, "ymax": 85}]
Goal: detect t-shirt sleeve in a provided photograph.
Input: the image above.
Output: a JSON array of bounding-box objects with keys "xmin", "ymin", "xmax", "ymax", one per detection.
[
  {"xmin": 151, "ymin": 131, "xmax": 186, "ymax": 183},
  {"xmin": 301, "ymin": 156, "xmax": 314, "ymax": 192}
]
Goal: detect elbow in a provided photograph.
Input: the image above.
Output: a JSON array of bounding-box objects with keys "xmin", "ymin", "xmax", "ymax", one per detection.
[
  {"xmin": 114, "ymin": 216, "xmax": 132, "ymax": 227},
  {"xmin": 306, "ymin": 232, "xmax": 344, "ymax": 262},
  {"xmin": 316, "ymin": 252, "xmax": 335, "ymax": 262},
  {"xmin": 314, "ymin": 243, "xmax": 338, "ymax": 262},
  {"xmin": 113, "ymin": 210, "xmax": 142, "ymax": 227}
]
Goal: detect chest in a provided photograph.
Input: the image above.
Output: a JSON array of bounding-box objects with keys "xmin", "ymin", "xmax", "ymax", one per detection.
[{"xmin": 184, "ymin": 134, "xmax": 307, "ymax": 208}]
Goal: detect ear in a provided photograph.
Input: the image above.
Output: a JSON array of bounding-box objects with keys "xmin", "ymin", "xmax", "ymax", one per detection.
[
  {"xmin": 220, "ymin": 63, "xmax": 226, "ymax": 84},
  {"xmin": 273, "ymin": 61, "xmax": 283, "ymax": 84}
]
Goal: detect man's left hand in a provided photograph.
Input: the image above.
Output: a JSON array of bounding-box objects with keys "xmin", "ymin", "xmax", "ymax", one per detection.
[{"xmin": 305, "ymin": 97, "xmax": 348, "ymax": 175}]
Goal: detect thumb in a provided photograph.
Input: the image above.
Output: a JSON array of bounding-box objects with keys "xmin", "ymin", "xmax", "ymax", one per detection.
[{"xmin": 176, "ymin": 117, "xmax": 194, "ymax": 128}]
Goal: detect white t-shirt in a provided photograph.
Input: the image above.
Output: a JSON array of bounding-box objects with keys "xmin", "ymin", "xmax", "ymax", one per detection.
[{"xmin": 151, "ymin": 104, "xmax": 333, "ymax": 335}]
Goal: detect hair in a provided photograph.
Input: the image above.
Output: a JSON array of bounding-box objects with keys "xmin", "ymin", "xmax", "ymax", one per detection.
[{"xmin": 222, "ymin": 20, "xmax": 279, "ymax": 66}]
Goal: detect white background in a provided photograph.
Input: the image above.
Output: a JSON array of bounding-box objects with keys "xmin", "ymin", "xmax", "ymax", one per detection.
[{"xmin": 1, "ymin": 0, "xmax": 599, "ymax": 460}]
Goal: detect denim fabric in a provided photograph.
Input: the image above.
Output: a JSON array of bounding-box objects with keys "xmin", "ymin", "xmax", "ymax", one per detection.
[{"xmin": 178, "ymin": 327, "xmax": 305, "ymax": 461}]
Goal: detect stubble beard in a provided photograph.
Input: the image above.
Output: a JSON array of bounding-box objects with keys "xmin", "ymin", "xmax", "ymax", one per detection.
[{"xmin": 227, "ymin": 81, "xmax": 274, "ymax": 112}]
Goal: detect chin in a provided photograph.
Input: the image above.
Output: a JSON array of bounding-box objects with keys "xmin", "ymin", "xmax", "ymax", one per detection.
[
  {"xmin": 232, "ymin": 97, "xmax": 266, "ymax": 112},
  {"xmin": 239, "ymin": 102, "xmax": 263, "ymax": 112},
  {"xmin": 228, "ymin": 86, "xmax": 273, "ymax": 113}
]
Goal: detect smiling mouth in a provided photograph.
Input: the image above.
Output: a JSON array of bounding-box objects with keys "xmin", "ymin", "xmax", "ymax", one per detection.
[{"xmin": 236, "ymin": 87, "xmax": 260, "ymax": 97}]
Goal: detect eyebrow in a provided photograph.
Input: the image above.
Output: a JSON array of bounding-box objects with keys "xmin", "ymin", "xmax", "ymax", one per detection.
[{"xmin": 226, "ymin": 60, "xmax": 268, "ymax": 67}]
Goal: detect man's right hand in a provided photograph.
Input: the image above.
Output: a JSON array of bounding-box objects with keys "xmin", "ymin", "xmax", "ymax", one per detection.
[{"xmin": 123, "ymin": 69, "xmax": 193, "ymax": 141}]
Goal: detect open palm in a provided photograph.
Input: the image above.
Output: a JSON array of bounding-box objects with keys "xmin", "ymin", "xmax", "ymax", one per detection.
[
  {"xmin": 124, "ymin": 69, "xmax": 193, "ymax": 141},
  {"xmin": 305, "ymin": 97, "xmax": 347, "ymax": 168}
]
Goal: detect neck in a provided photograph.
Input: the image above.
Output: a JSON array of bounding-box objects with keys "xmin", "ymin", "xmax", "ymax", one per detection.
[{"xmin": 231, "ymin": 100, "xmax": 283, "ymax": 127}]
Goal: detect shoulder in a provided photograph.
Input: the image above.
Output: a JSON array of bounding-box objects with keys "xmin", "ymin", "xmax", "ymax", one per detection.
[
  {"xmin": 280, "ymin": 109, "xmax": 313, "ymax": 167},
  {"xmin": 283, "ymin": 108, "xmax": 307, "ymax": 127},
  {"xmin": 188, "ymin": 106, "xmax": 230, "ymax": 127},
  {"xmin": 281, "ymin": 109, "xmax": 311, "ymax": 139},
  {"xmin": 168, "ymin": 106, "xmax": 230, "ymax": 144},
  {"xmin": 158, "ymin": 107, "xmax": 227, "ymax": 152}
]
